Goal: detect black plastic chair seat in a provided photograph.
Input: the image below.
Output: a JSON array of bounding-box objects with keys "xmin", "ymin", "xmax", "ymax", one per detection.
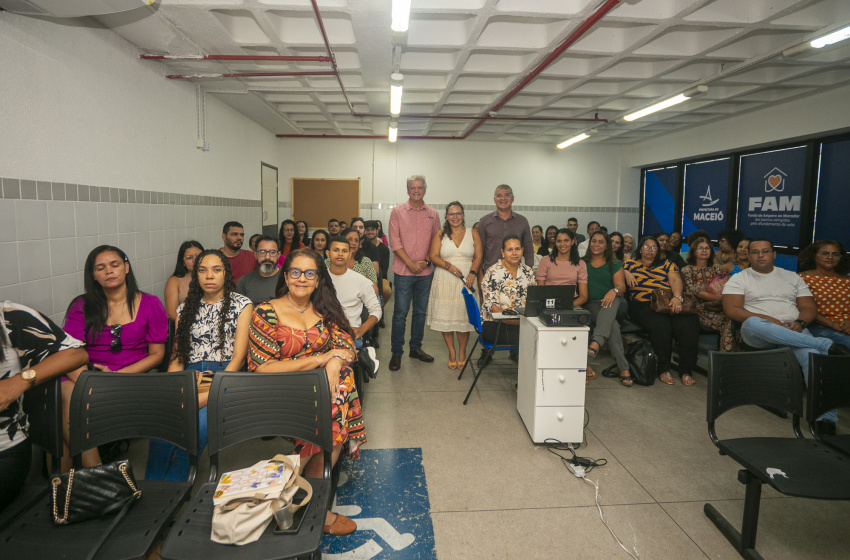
[
  {"xmin": 0, "ymin": 479, "xmax": 193, "ymax": 560},
  {"xmin": 161, "ymin": 477, "xmax": 329, "ymax": 560},
  {"xmin": 718, "ymin": 437, "xmax": 850, "ymax": 500},
  {"xmin": 819, "ymin": 435, "xmax": 850, "ymax": 457}
]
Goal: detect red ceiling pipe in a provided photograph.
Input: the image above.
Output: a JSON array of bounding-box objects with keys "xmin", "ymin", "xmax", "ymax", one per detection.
[
  {"xmin": 311, "ymin": 0, "xmax": 356, "ymax": 115},
  {"xmin": 461, "ymin": 0, "xmax": 622, "ymax": 139},
  {"xmin": 355, "ymin": 112, "xmax": 608, "ymax": 123},
  {"xmin": 277, "ymin": 134, "xmax": 463, "ymax": 140},
  {"xmin": 141, "ymin": 54, "xmax": 332, "ymax": 62},
  {"xmin": 166, "ymin": 71, "xmax": 337, "ymax": 79}
]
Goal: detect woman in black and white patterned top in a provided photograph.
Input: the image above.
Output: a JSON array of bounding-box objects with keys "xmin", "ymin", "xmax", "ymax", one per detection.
[
  {"xmin": 0, "ymin": 301, "xmax": 87, "ymax": 511},
  {"xmin": 145, "ymin": 249, "xmax": 252, "ymax": 481}
]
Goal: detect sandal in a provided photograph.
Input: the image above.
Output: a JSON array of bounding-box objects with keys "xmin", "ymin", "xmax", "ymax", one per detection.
[
  {"xmin": 659, "ymin": 372, "xmax": 675, "ymax": 385},
  {"xmin": 681, "ymin": 373, "xmax": 696, "ymax": 386},
  {"xmin": 586, "ymin": 366, "xmax": 597, "ymax": 385},
  {"xmin": 448, "ymin": 360, "xmax": 458, "ymax": 370},
  {"xmin": 587, "ymin": 344, "xmax": 600, "ymax": 359},
  {"xmin": 619, "ymin": 374, "xmax": 633, "ymax": 387}
]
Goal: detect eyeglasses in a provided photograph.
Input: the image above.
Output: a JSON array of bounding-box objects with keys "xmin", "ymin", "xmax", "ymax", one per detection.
[
  {"xmin": 283, "ymin": 228, "xmax": 295, "ymax": 233},
  {"xmin": 446, "ymin": 212, "xmax": 463, "ymax": 217},
  {"xmin": 110, "ymin": 324, "xmax": 122, "ymax": 352},
  {"xmin": 641, "ymin": 245, "xmax": 658, "ymax": 252},
  {"xmin": 183, "ymin": 255, "xmax": 197, "ymax": 262},
  {"xmin": 288, "ymin": 268, "xmax": 318, "ymax": 280},
  {"xmin": 817, "ymin": 251, "xmax": 842, "ymax": 259},
  {"xmin": 256, "ymin": 249, "xmax": 280, "ymax": 257}
]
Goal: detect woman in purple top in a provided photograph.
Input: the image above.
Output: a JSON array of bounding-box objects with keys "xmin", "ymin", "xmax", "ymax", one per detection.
[{"xmin": 62, "ymin": 245, "xmax": 168, "ymax": 468}]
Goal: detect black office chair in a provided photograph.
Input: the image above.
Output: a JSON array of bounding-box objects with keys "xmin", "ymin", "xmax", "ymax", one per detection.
[
  {"xmin": 704, "ymin": 349, "xmax": 850, "ymax": 560},
  {"xmin": 0, "ymin": 377, "xmax": 64, "ymax": 529},
  {"xmin": 0, "ymin": 371, "xmax": 199, "ymax": 560},
  {"xmin": 807, "ymin": 353, "xmax": 850, "ymax": 455},
  {"xmin": 160, "ymin": 370, "xmax": 332, "ymax": 560}
]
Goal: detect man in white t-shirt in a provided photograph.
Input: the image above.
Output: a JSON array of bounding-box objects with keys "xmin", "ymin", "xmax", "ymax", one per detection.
[
  {"xmin": 327, "ymin": 237, "xmax": 382, "ymax": 375},
  {"xmin": 722, "ymin": 238, "xmax": 850, "ymax": 432}
]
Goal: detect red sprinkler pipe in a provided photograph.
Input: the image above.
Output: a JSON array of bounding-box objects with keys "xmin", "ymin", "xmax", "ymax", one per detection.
[
  {"xmin": 166, "ymin": 71, "xmax": 337, "ymax": 79},
  {"xmin": 141, "ymin": 54, "xmax": 332, "ymax": 62},
  {"xmin": 277, "ymin": 134, "xmax": 463, "ymax": 140},
  {"xmin": 311, "ymin": 0, "xmax": 356, "ymax": 115},
  {"xmin": 461, "ymin": 0, "xmax": 622, "ymax": 139},
  {"xmin": 355, "ymin": 113, "xmax": 608, "ymax": 123}
]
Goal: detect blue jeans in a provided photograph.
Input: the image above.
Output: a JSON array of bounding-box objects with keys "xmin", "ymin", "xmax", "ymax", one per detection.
[
  {"xmin": 145, "ymin": 360, "xmax": 227, "ymax": 481},
  {"xmin": 391, "ymin": 271, "xmax": 434, "ymax": 356},
  {"xmin": 740, "ymin": 318, "xmax": 837, "ymax": 423},
  {"xmin": 808, "ymin": 324, "xmax": 850, "ymax": 348}
]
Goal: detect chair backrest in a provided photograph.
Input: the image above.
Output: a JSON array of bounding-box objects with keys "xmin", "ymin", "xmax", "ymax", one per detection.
[
  {"xmin": 461, "ymin": 287, "xmax": 483, "ymax": 334},
  {"xmin": 807, "ymin": 354, "xmax": 850, "ymax": 428},
  {"xmin": 206, "ymin": 370, "xmax": 332, "ymax": 481},
  {"xmin": 707, "ymin": 349, "xmax": 803, "ymax": 445},
  {"xmin": 22, "ymin": 377, "xmax": 63, "ymax": 464},
  {"xmin": 69, "ymin": 371, "xmax": 199, "ymax": 472}
]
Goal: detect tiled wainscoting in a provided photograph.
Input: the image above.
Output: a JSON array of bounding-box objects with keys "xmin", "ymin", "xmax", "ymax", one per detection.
[{"xmin": 0, "ymin": 178, "xmax": 263, "ymax": 325}]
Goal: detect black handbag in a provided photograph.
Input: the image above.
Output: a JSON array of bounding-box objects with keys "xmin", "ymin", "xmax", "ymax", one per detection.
[{"xmin": 51, "ymin": 459, "xmax": 141, "ymax": 526}]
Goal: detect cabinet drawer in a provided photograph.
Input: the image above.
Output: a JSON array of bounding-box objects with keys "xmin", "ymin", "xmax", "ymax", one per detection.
[
  {"xmin": 531, "ymin": 406, "xmax": 585, "ymax": 444},
  {"xmin": 536, "ymin": 369, "xmax": 585, "ymax": 407},
  {"xmin": 534, "ymin": 329, "xmax": 588, "ymax": 370}
]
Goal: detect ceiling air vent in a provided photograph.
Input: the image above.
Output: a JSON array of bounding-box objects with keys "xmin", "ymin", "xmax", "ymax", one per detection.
[{"xmin": 0, "ymin": 0, "xmax": 154, "ymax": 17}]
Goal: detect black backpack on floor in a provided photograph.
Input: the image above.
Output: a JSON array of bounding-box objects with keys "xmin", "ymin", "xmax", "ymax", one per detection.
[{"xmin": 603, "ymin": 339, "xmax": 657, "ymax": 386}]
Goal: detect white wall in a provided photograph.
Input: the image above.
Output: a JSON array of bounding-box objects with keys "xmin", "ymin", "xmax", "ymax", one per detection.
[
  {"xmin": 627, "ymin": 83, "xmax": 850, "ymax": 168},
  {"xmin": 278, "ymin": 138, "xmax": 641, "ymax": 236},
  {"xmin": 0, "ymin": 12, "xmax": 283, "ymax": 323}
]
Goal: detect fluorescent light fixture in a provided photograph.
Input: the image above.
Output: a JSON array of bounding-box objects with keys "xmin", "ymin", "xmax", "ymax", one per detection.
[
  {"xmin": 391, "ymin": 0, "xmax": 411, "ymax": 33},
  {"xmin": 811, "ymin": 24, "xmax": 850, "ymax": 48},
  {"xmin": 556, "ymin": 129, "xmax": 597, "ymax": 150},
  {"xmin": 622, "ymin": 85, "xmax": 708, "ymax": 122},
  {"xmin": 388, "ymin": 122, "xmax": 398, "ymax": 143},
  {"xmin": 390, "ymin": 73, "xmax": 404, "ymax": 116}
]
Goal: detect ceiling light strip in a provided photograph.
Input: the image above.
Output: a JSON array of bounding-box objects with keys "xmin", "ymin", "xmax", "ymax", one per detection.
[
  {"xmin": 621, "ymin": 86, "xmax": 708, "ymax": 122},
  {"xmin": 811, "ymin": 24, "xmax": 850, "ymax": 48},
  {"xmin": 391, "ymin": 0, "xmax": 412, "ymax": 33}
]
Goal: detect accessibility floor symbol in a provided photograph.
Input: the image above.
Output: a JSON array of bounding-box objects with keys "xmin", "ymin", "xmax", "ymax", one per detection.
[{"xmin": 322, "ymin": 448, "xmax": 437, "ymax": 559}]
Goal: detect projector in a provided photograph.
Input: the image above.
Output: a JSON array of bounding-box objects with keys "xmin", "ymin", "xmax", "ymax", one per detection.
[{"xmin": 538, "ymin": 308, "xmax": 591, "ymax": 327}]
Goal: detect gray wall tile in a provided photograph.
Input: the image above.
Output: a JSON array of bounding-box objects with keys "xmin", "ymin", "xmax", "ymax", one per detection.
[
  {"xmin": 98, "ymin": 233, "xmax": 119, "ymax": 248},
  {"xmin": 134, "ymin": 258, "xmax": 152, "ymax": 289},
  {"xmin": 3, "ymin": 178, "xmax": 21, "ymax": 199},
  {"xmin": 15, "ymin": 200, "xmax": 48, "ymax": 241},
  {"xmin": 89, "ymin": 186, "xmax": 101, "ymax": 202},
  {"xmin": 117, "ymin": 204, "xmax": 134, "ymax": 234},
  {"xmin": 20, "ymin": 180, "xmax": 36, "ymax": 200},
  {"xmin": 0, "ymin": 284, "xmax": 22, "ymax": 303},
  {"xmin": 37, "ymin": 181, "xmax": 52, "ymax": 200},
  {"xmin": 118, "ymin": 233, "xmax": 135, "ymax": 261},
  {"xmin": 51, "ymin": 273, "xmax": 80, "ymax": 319},
  {"xmin": 0, "ymin": 242, "xmax": 20, "ymax": 286},
  {"xmin": 98, "ymin": 203, "xmax": 118, "ymax": 235},
  {"xmin": 75, "ymin": 202, "xmax": 99, "ymax": 236},
  {"xmin": 76, "ymin": 235, "xmax": 99, "ymax": 266},
  {"xmin": 52, "ymin": 183, "xmax": 66, "ymax": 201},
  {"xmin": 18, "ymin": 239, "xmax": 51, "ymax": 282},
  {"xmin": 50, "ymin": 237, "xmax": 79, "ymax": 276},
  {"xmin": 0, "ymin": 200, "xmax": 16, "ymax": 242},
  {"xmin": 20, "ymin": 278, "xmax": 53, "ymax": 316},
  {"xmin": 48, "ymin": 201, "xmax": 76, "ymax": 238},
  {"xmin": 77, "ymin": 185, "xmax": 89, "ymax": 202},
  {"xmin": 149, "ymin": 230, "xmax": 164, "ymax": 258},
  {"xmin": 135, "ymin": 231, "xmax": 151, "ymax": 260},
  {"xmin": 66, "ymin": 184, "xmax": 78, "ymax": 201},
  {"xmin": 133, "ymin": 205, "xmax": 150, "ymax": 233}
]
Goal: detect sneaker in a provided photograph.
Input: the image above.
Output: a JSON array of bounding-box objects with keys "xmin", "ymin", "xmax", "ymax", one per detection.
[{"xmin": 366, "ymin": 347, "xmax": 380, "ymax": 377}]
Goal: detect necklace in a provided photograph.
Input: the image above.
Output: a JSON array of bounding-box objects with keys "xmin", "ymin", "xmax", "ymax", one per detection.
[{"xmin": 287, "ymin": 294, "xmax": 310, "ymax": 314}]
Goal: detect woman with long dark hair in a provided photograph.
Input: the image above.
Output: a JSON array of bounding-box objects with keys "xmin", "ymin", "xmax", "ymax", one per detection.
[
  {"xmin": 340, "ymin": 228, "xmax": 379, "ymax": 288},
  {"xmin": 538, "ymin": 225, "xmax": 558, "ymax": 256},
  {"xmin": 249, "ymin": 248, "xmax": 366, "ymax": 536},
  {"xmin": 63, "ymin": 245, "xmax": 168, "ymax": 468},
  {"xmin": 682, "ymin": 237, "xmax": 737, "ymax": 352},
  {"xmin": 165, "ymin": 240, "xmax": 204, "ymax": 321},
  {"xmin": 277, "ymin": 219, "xmax": 305, "ymax": 266},
  {"xmin": 146, "ymin": 249, "xmax": 253, "ymax": 480},
  {"xmin": 535, "ymin": 228, "xmax": 588, "ymax": 306},
  {"xmin": 295, "ymin": 220, "xmax": 310, "ymax": 247},
  {"xmin": 798, "ymin": 239, "xmax": 850, "ymax": 347},
  {"xmin": 426, "ymin": 202, "xmax": 482, "ymax": 369},
  {"xmin": 609, "ymin": 231, "xmax": 625, "ymax": 262},
  {"xmin": 0, "ymin": 302, "xmax": 87, "ymax": 510},
  {"xmin": 310, "ymin": 229, "xmax": 330, "ymax": 254}
]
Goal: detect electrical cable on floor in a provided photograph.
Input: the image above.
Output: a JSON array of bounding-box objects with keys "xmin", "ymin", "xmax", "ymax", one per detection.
[{"xmin": 582, "ymin": 476, "xmax": 640, "ymax": 560}]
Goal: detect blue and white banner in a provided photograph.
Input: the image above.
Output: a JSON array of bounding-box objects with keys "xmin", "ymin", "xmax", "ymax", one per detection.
[
  {"xmin": 737, "ymin": 146, "xmax": 806, "ymax": 248},
  {"xmin": 642, "ymin": 167, "xmax": 677, "ymax": 237},
  {"xmin": 814, "ymin": 139, "xmax": 850, "ymax": 247},
  {"xmin": 682, "ymin": 158, "xmax": 729, "ymax": 239}
]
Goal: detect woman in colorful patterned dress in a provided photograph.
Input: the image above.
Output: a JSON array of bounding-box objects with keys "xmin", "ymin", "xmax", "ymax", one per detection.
[
  {"xmin": 798, "ymin": 239, "xmax": 850, "ymax": 347},
  {"xmin": 248, "ymin": 248, "xmax": 365, "ymax": 536},
  {"xmin": 682, "ymin": 237, "xmax": 737, "ymax": 352},
  {"xmin": 481, "ymin": 235, "xmax": 536, "ymax": 346},
  {"xmin": 625, "ymin": 236, "xmax": 701, "ymax": 386}
]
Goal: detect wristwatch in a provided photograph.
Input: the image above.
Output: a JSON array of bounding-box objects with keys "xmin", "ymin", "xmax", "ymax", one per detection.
[
  {"xmin": 20, "ymin": 369, "xmax": 37, "ymax": 388},
  {"xmin": 795, "ymin": 319, "xmax": 808, "ymax": 329},
  {"xmin": 613, "ymin": 288, "xmax": 619, "ymax": 295}
]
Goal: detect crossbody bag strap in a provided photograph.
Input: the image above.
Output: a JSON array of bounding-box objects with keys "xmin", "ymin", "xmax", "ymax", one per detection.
[{"xmin": 83, "ymin": 495, "xmax": 137, "ymax": 560}]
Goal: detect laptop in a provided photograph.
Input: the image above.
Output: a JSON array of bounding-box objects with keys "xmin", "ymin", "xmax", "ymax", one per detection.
[{"xmin": 518, "ymin": 285, "xmax": 575, "ymax": 317}]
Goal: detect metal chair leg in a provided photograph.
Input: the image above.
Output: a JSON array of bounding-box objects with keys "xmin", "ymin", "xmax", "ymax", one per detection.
[
  {"xmin": 458, "ymin": 338, "xmax": 480, "ymax": 381},
  {"xmin": 703, "ymin": 469, "xmax": 765, "ymax": 560}
]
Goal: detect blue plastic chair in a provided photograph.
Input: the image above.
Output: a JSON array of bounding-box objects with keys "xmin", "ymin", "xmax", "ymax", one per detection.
[{"xmin": 457, "ymin": 287, "xmax": 519, "ymax": 404}]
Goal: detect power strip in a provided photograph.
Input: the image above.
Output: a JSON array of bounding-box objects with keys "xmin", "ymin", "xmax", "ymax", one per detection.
[{"xmin": 568, "ymin": 462, "xmax": 585, "ymax": 478}]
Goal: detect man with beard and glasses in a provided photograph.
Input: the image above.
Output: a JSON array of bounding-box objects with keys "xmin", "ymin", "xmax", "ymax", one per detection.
[
  {"xmin": 236, "ymin": 236, "xmax": 281, "ymax": 305},
  {"xmin": 220, "ymin": 221, "xmax": 257, "ymax": 283}
]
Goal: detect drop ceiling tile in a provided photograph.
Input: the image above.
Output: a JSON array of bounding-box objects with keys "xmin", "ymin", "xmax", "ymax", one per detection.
[
  {"xmin": 570, "ymin": 22, "xmax": 658, "ymax": 53},
  {"xmin": 407, "ymin": 14, "xmax": 478, "ymax": 47},
  {"xmin": 706, "ymin": 29, "xmax": 809, "ymax": 58},
  {"xmin": 608, "ymin": 0, "xmax": 703, "ymax": 20},
  {"xmin": 504, "ymin": 94, "xmax": 548, "ymax": 108},
  {"xmin": 415, "ymin": 0, "xmax": 487, "ymax": 8},
  {"xmin": 660, "ymin": 59, "xmax": 737, "ymax": 81},
  {"xmin": 463, "ymin": 52, "xmax": 537, "ymax": 73},
  {"xmin": 597, "ymin": 58, "xmax": 684, "ymax": 79},
  {"xmin": 400, "ymin": 103, "xmax": 438, "ymax": 113},
  {"xmin": 521, "ymin": 78, "xmax": 578, "ymax": 94},
  {"xmin": 731, "ymin": 86, "xmax": 816, "ymax": 102},
  {"xmin": 541, "ymin": 54, "xmax": 611, "ymax": 77},
  {"xmin": 624, "ymin": 82, "xmax": 694, "ymax": 98},
  {"xmin": 317, "ymin": 93, "xmax": 368, "ymax": 103},
  {"xmin": 266, "ymin": 11, "xmax": 355, "ymax": 45},
  {"xmin": 454, "ymin": 75, "xmax": 513, "ymax": 91},
  {"xmin": 263, "ymin": 93, "xmax": 315, "ymax": 102},
  {"xmin": 635, "ymin": 25, "xmax": 743, "ymax": 57},
  {"xmin": 401, "ymin": 49, "xmax": 462, "ymax": 71},
  {"xmin": 571, "ymin": 80, "xmax": 639, "ymax": 95},
  {"xmin": 549, "ymin": 97, "xmax": 605, "ymax": 108},
  {"xmin": 278, "ymin": 104, "xmax": 323, "ymax": 113},
  {"xmin": 292, "ymin": 114, "xmax": 331, "ymax": 122},
  {"xmin": 477, "ymin": 17, "xmax": 572, "ymax": 49},
  {"xmin": 685, "ymin": 0, "xmax": 802, "ymax": 24},
  {"xmin": 429, "ymin": 122, "xmax": 470, "ymax": 132},
  {"xmin": 440, "ymin": 104, "xmax": 487, "ymax": 114},
  {"xmin": 780, "ymin": 68, "xmax": 850, "ymax": 86},
  {"xmin": 721, "ymin": 64, "xmax": 818, "ymax": 84},
  {"xmin": 402, "ymin": 73, "xmax": 450, "ymax": 89},
  {"xmin": 403, "ymin": 92, "xmax": 444, "ymax": 103},
  {"xmin": 495, "ymin": 0, "xmax": 596, "ymax": 16},
  {"xmin": 444, "ymin": 92, "xmax": 499, "ymax": 104},
  {"xmin": 771, "ymin": 0, "xmax": 850, "ymax": 27},
  {"xmin": 700, "ymin": 83, "xmax": 761, "ymax": 99},
  {"xmin": 211, "ymin": 10, "xmax": 271, "ymax": 44}
]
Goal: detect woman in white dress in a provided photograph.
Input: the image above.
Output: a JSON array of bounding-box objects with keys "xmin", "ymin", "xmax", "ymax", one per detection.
[{"xmin": 427, "ymin": 202, "xmax": 483, "ymax": 369}]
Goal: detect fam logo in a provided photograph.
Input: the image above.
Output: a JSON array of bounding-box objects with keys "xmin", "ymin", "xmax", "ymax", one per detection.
[
  {"xmin": 749, "ymin": 166, "xmax": 800, "ymax": 212},
  {"xmin": 764, "ymin": 167, "xmax": 787, "ymax": 193}
]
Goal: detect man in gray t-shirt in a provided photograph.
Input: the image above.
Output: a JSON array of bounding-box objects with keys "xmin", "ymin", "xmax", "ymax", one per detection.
[{"xmin": 236, "ymin": 236, "xmax": 282, "ymax": 306}]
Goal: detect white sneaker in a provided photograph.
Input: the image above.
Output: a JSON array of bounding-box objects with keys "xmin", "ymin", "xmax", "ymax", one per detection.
[{"xmin": 366, "ymin": 347, "xmax": 380, "ymax": 376}]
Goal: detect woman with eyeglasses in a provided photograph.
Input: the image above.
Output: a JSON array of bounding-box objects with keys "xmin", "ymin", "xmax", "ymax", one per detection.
[
  {"xmin": 165, "ymin": 240, "xmax": 204, "ymax": 321},
  {"xmin": 62, "ymin": 245, "xmax": 168, "ymax": 468},
  {"xmin": 146, "ymin": 249, "xmax": 253, "ymax": 480},
  {"xmin": 277, "ymin": 219, "xmax": 305, "ymax": 266},
  {"xmin": 248, "ymin": 248, "xmax": 365, "ymax": 536},
  {"xmin": 426, "ymin": 202, "xmax": 482, "ymax": 369},
  {"xmin": 624, "ymin": 236, "xmax": 700, "ymax": 386},
  {"xmin": 682, "ymin": 237, "xmax": 737, "ymax": 352},
  {"xmin": 798, "ymin": 240, "xmax": 850, "ymax": 347}
]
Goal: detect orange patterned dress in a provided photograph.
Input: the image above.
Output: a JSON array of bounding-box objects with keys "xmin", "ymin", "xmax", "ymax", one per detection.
[
  {"xmin": 248, "ymin": 302, "xmax": 366, "ymax": 458},
  {"xmin": 799, "ymin": 274, "xmax": 850, "ymax": 324}
]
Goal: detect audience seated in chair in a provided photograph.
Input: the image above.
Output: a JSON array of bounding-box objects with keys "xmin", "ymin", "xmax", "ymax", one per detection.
[
  {"xmin": 62, "ymin": 245, "xmax": 168, "ymax": 470},
  {"xmin": 236, "ymin": 235, "xmax": 282, "ymax": 306},
  {"xmin": 146, "ymin": 249, "xmax": 252, "ymax": 481},
  {"xmin": 722, "ymin": 238, "xmax": 850, "ymax": 435},
  {"xmin": 682, "ymin": 236, "xmax": 738, "ymax": 351},
  {"xmin": 480, "ymin": 235, "xmax": 536, "ymax": 351},
  {"xmin": 797, "ymin": 239, "xmax": 850, "ymax": 350},
  {"xmin": 164, "ymin": 240, "xmax": 203, "ymax": 321},
  {"xmin": 326, "ymin": 238, "xmax": 381, "ymax": 350}
]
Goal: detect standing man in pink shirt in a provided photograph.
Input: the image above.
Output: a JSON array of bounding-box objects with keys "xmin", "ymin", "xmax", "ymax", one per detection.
[{"xmin": 388, "ymin": 175, "xmax": 441, "ymax": 371}]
